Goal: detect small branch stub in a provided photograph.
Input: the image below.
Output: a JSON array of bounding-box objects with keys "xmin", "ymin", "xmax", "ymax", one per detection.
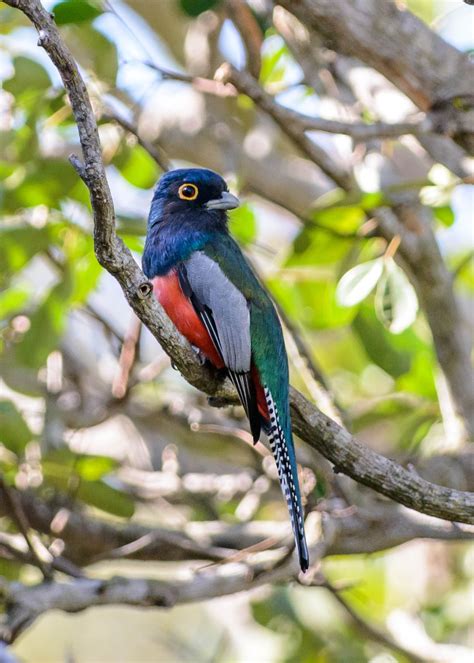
[
  {"xmin": 69, "ymin": 154, "xmax": 87, "ymax": 182},
  {"xmin": 137, "ymin": 281, "xmax": 153, "ymax": 299}
]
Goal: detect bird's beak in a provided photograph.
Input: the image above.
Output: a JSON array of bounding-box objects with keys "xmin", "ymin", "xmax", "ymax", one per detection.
[{"xmin": 205, "ymin": 191, "xmax": 240, "ymax": 211}]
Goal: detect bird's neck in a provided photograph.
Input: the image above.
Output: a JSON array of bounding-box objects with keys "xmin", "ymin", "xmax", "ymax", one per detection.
[{"xmin": 142, "ymin": 212, "xmax": 226, "ymax": 277}]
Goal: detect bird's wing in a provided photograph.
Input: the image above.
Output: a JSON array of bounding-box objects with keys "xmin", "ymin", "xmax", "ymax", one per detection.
[{"xmin": 178, "ymin": 251, "xmax": 261, "ymax": 442}]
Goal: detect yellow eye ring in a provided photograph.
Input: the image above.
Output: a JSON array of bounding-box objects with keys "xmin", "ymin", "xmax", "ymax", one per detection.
[{"xmin": 178, "ymin": 183, "xmax": 199, "ymax": 201}]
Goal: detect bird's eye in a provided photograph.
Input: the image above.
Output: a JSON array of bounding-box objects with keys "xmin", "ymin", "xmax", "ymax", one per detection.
[{"xmin": 178, "ymin": 183, "xmax": 199, "ymax": 200}]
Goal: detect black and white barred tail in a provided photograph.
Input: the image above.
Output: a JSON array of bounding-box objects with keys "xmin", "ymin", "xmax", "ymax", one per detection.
[{"xmin": 264, "ymin": 387, "xmax": 309, "ymax": 572}]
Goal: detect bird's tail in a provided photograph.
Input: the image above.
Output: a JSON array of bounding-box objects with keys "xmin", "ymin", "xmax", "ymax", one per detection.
[{"xmin": 263, "ymin": 387, "xmax": 309, "ymax": 572}]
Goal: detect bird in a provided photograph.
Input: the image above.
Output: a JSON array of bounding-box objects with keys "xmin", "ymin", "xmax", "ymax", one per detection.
[{"xmin": 142, "ymin": 168, "xmax": 309, "ymax": 572}]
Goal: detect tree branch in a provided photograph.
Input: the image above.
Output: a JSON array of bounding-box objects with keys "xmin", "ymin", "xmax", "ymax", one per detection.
[
  {"xmin": 6, "ymin": 0, "xmax": 474, "ymax": 528},
  {"xmin": 375, "ymin": 205, "xmax": 474, "ymax": 438},
  {"xmin": 276, "ymin": 0, "xmax": 474, "ymax": 153},
  {"xmin": 216, "ymin": 63, "xmax": 354, "ymax": 191},
  {"xmin": 102, "ymin": 110, "xmax": 171, "ymax": 172},
  {"xmin": 0, "ymin": 489, "xmax": 472, "ymax": 570},
  {"xmin": 291, "ymin": 389, "xmax": 474, "ymax": 524}
]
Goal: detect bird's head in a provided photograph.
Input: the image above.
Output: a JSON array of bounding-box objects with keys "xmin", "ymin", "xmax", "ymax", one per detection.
[{"xmin": 148, "ymin": 168, "xmax": 239, "ymax": 229}]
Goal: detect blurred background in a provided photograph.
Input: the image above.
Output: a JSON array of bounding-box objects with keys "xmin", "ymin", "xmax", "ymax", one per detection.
[{"xmin": 0, "ymin": 0, "xmax": 473, "ymax": 661}]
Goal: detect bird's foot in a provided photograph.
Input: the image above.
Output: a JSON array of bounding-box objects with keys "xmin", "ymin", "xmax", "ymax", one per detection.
[{"xmin": 191, "ymin": 345, "xmax": 207, "ymax": 366}]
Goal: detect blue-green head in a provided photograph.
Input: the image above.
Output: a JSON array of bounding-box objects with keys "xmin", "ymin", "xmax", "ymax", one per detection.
[{"xmin": 143, "ymin": 168, "xmax": 239, "ymax": 277}]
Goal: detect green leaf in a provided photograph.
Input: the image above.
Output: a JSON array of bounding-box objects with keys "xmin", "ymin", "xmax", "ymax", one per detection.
[
  {"xmin": 336, "ymin": 258, "xmax": 384, "ymax": 307},
  {"xmin": 0, "ymin": 399, "xmax": 33, "ymax": 453},
  {"xmin": 287, "ymin": 227, "xmax": 352, "ymax": 267},
  {"xmin": 397, "ymin": 350, "xmax": 437, "ymax": 400},
  {"xmin": 43, "ymin": 449, "xmax": 118, "ymax": 481},
  {"xmin": 270, "ymin": 279, "xmax": 356, "ymax": 330},
  {"xmin": 77, "ymin": 480, "xmax": 135, "ymax": 518},
  {"xmin": 375, "ymin": 259, "xmax": 418, "ymax": 334},
  {"xmin": 13, "ymin": 159, "xmax": 78, "ymax": 208},
  {"xmin": 433, "ymin": 205, "xmax": 455, "ymax": 227},
  {"xmin": 3, "ymin": 56, "xmax": 51, "ymax": 99},
  {"xmin": 179, "ymin": 0, "xmax": 220, "ymax": 17},
  {"xmin": 14, "ymin": 273, "xmax": 74, "ymax": 369},
  {"xmin": 117, "ymin": 144, "xmax": 158, "ymax": 189},
  {"xmin": 0, "ymin": 287, "xmax": 30, "ymax": 318},
  {"xmin": 352, "ymin": 307, "xmax": 411, "ymax": 377},
  {"xmin": 359, "ymin": 191, "xmax": 385, "ymax": 210},
  {"xmin": 64, "ymin": 24, "xmax": 118, "ymax": 86},
  {"xmin": 259, "ymin": 39, "xmax": 287, "ymax": 86},
  {"xmin": 311, "ymin": 205, "xmax": 365, "ymax": 234},
  {"xmin": 228, "ymin": 202, "xmax": 257, "ymax": 245},
  {"xmin": 52, "ymin": 0, "xmax": 103, "ymax": 25},
  {"xmin": 42, "ymin": 457, "xmax": 134, "ymax": 517},
  {"xmin": 0, "ymin": 226, "xmax": 53, "ymax": 284},
  {"xmin": 76, "ymin": 455, "xmax": 118, "ymax": 481}
]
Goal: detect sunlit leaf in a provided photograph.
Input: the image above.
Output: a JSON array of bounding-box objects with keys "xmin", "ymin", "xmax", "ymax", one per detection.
[
  {"xmin": 311, "ymin": 205, "xmax": 365, "ymax": 234},
  {"xmin": 375, "ymin": 259, "xmax": 418, "ymax": 333},
  {"xmin": 396, "ymin": 350, "xmax": 437, "ymax": 400},
  {"xmin": 76, "ymin": 455, "xmax": 119, "ymax": 481},
  {"xmin": 77, "ymin": 480, "xmax": 135, "ymax": 518},
  {"xmin": 259, "ymin": 36, "xmax": 289, "ymax": 86},
  {"xmin": 270, "ymin": 279, "xmax": 356, "ymax": 329},
  {"xmin": 433, "ymin": 205, "xmax": 455, "ymax": 227},
  {"xmin": 117, "ymin": 144, "xmax": 158, "ymax": 189},
  {"xmin": 336, "ymin": 258, "xmax": 384, "ymax": 307},
  {"xmin": 0, "ymin": 287, "xmax": 30, "ymax": 318},
  {"xmin": 228, "ymin": 202, "xmax": 257, "ymax": 245},
  {"xmin": 287, "ymin": 227, "xmax": 352, "ymax": 267},
  {"xmin": 0, "ymin": 399, "xmax": 33, "ymax": 453}
]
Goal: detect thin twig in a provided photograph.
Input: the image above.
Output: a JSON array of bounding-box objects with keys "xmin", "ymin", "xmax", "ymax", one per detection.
[
  {"xmin": 0, "ymin": 478, "xmax": 52, "ymax": 580},
  {"xmin": 216, "ymin": 63, "xmax": 354, "ymax": 190},
  {"xmin": 102, "ymin": 110, "xmax": 171, "ymax": 172},
  {"xmin": 321, "ymin": 577, "xmax": 426, "ymax": 663},
  {"xmin": 112, "ymin": 314, "xmax": 142, "ymax": 399},
  {"xmin": 141, "ymin": 60, "xmax": 237, "ymax": 98},
  {"xmin": 224, "ymin": 0, "xmax": 263, "ymax": 79}
]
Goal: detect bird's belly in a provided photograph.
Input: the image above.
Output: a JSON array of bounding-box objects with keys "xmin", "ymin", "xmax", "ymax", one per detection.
[{"xmin": 152, "ymin": 272, "xmax": 224, "ymax": 368}]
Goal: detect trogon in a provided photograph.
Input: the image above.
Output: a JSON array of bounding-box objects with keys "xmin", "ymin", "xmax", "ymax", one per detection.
[{"xmin": 142, "ymin": 168, "xmax": 309, "ymax": 572}]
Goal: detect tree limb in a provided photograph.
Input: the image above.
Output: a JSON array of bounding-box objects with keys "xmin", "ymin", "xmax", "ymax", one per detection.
[
  {"xmin": 216, "ymin": 63, "xmax": 354, "ymax": 190},
  {"xmin": 276, "ymin": 0, "xmax": 474, "ymax": 153}
]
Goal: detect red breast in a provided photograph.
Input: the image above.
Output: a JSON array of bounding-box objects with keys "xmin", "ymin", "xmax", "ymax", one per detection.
[
  {"xmin": 153, "ymin": 272, "xmax": 269, "ymax": 420},
  {"xmin": 152, "ymin": 272, "xmax": 224, "ymax": 368}
]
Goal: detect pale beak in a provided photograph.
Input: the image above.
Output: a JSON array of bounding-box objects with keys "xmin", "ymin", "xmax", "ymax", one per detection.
[{"xmin": 205, "ymin": 191, "xmax": 240, "ymax": 211}]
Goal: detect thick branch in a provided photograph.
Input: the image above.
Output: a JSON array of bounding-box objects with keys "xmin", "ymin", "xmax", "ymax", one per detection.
[
  {"xmin": 291, "ymin": 389, "xmax": 474, "ymax": 524},
  {"xmin": 217, "ymin": 63, "xmax": 434, "ymax": 139},
  {"xmin": 1, "ymin": 490, "xmax": 472, "ymax": 570},
  {"xmin": 276, "ymin": 0, "xmax": 474, "ymax": 152}
]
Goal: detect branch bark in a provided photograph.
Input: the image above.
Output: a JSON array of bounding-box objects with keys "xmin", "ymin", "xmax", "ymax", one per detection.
[
  {"xmin": 376, "ymin": 205, "xmax": 474, "ymax": 438},
  {"xmin": 275, "ymin": 0, "xmax": 474, "ymax": 153}
]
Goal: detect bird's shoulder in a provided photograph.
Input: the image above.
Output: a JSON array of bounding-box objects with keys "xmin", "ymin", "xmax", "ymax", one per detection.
[{"xmin": 195, "ymin": 234, "xmax": 271, "ymax": 309}]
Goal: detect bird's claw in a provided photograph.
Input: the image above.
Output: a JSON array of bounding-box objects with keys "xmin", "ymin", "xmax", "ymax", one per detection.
[{"xmin": 191, "ymin": 345, "xmax": 207, "ymax": 365}]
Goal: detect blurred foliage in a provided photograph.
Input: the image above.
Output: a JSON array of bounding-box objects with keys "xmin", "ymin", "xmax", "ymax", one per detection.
[{"xmin": 0, "ymin": 0, "xmax": 472, "ymax": 662}]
